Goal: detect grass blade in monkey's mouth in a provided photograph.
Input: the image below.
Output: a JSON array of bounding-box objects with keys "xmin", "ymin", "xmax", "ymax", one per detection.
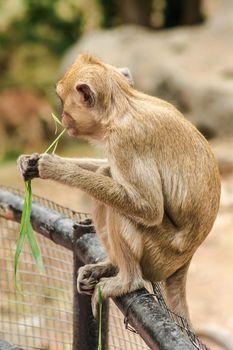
[
  {"xmin": 62, "ymin": 113, "xmax": 78, "ymax": 136},
  {"xmin": 62, "ymin": 112, "xmax": 75, "ymax": 128}
]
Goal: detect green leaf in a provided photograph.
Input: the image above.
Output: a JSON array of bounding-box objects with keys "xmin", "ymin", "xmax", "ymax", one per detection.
[
  {"xmin": 14, "ymin": 181, "xmax": 32, "ymax": 290},
  {"xmin": 44, "ymin": 127, "xmax": 67, "ymax": 153}
]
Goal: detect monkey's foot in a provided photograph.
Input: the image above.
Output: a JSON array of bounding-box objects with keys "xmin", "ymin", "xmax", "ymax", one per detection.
[
  {"xmin": 91, "ymin": 275, "xmax": 144, "ymax": 318},
  {"xmin": 17, "ymin": 153, "xmax": 40, "ymax": 181},
  {"xmin": 77, "ymin": 262, "xmax": 116, "ymax": 295},
  {"xmin": 77, "ymin": 264, "xmax": 99, "ymax": 295}
]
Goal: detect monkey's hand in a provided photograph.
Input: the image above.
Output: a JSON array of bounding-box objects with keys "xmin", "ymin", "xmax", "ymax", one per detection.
[
  {"xmin": 17, "ymin": 153, "xmax": 64, "ymax": 181},
  {"xmin": 18, "ymin": 153, "xmax": 83, "ymax": 182},
  {"xmin": 17, "ymin": 153, "xmax": 40, "ymax": 181},
  {"xmin": 37, "ymin": 153, "xmax": 57, "ymax": 179},
  {"xmin": 37, "ymin": 153, "xmax": 72, "ymax": 180}
]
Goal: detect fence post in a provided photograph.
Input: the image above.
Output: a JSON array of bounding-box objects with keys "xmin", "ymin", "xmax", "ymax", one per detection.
[{"xmin": 72, "ymin": 221, "xmax": 109, "ymax": 350}]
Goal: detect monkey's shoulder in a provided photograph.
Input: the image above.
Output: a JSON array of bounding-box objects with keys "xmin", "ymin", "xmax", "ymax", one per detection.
[{"xmin": 111, "ymin": 107, "xmax": 206, "ymax": 154}]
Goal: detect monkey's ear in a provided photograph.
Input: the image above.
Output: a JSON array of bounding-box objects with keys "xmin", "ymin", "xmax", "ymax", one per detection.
[
  {"xmin": 76, "ymin": 83, "xmax": 95, "ymax": 107},
  {"xmin": 118, "ymin": 67, "xmax": 134, "ymax": 87}
]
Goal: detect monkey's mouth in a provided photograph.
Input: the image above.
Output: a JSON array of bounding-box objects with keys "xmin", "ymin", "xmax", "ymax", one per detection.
[{"xmin": 62, "ymin": 112, "xmax": 77, "ymax": 136}]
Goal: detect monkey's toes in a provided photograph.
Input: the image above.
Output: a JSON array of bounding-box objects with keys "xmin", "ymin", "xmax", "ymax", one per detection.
[
  {"xmin": 77, "ymin": 278, "xmax": 97, "ymax": 295},
  {"xmin": 77, "ymin": 267, "xmax": 99, "ymax": 295}
]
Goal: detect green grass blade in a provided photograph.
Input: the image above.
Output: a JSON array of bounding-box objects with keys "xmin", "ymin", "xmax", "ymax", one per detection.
[
  {"xmin": 14, "ymin": 181, "xmax": 45, "ymax": 289},
  {"xmin": 15, "ymin": 115, "xmax": 67, "ymax": 289},
  {"xmin": 51, "ymin": 113, "xmax": 63, "ymax": 127},
  {"xmin": 14, "ymin": 230, "xmax": 27, "ymax": 290},
  {"xmin": 44, "ymin": 128, "xmax": 67, "ymax": 153},
  {"xmin": 52, "ymin": 140, "xmax": 59, "ymax": 154},
  {"xmin": 25, "ymin": 180, "xmax": 32, "ymax": 211},
  {"xmin": 14, "ymin": 181, "xmax": 31, "ymax": 289},
  {"xmin": 23, "ymin": 181, "xmax": 44, "ymax": 273},
  {"xmin": 98, "ymin": 287, "xmax": 103, "ymax": 350},
  {"xmin": 27, "ymin": 221, "xmax": 45, "ymax": 273}
]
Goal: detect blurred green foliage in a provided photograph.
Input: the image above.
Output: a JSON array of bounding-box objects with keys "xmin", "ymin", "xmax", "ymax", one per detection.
[
  {"xmin": 0, "ymin": 0, "xmax": 84, "ymax": 96},
  {"xmin": 96, "ymin": 0, "xmax": 203, "ymax": 28},
  {"xmin": 97, "ymin": 0, "xmax": 118, "ymax": 28},
  {"xmin": 0, "ymin": 0, "xmax": 204, "ymax": 160},
  {"xmin": 0, "ymin": 0, "xmax": 203, "ymax": 93},
  {"xmin": 0, "ymin": 0, "xmax": 83, "ymax": 54},
  {"xmin": 1, "ymin": 150, "xmax": 22, "ymax": 164}
]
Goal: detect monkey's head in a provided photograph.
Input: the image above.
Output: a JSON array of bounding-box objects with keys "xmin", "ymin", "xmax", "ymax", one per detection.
[{"xmin": 56, "ymin": 53, "xmax": 134, "ymax": 140}]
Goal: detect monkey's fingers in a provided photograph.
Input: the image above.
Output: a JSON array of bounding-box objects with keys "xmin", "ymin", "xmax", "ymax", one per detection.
[
  {"xmin": 17, "ymin": 154, "xmax": 40, "ymax": 181},
  {"xmin": 28, "ymin": 153, "xmax": 40, "ymax": 166},
  {"xmin": 23, "ymin": 168, "xmax": 40, "ymax": 181},
  {"xmin": 17, "ymin": 155, "xmax": 30, "ymax": 179}
]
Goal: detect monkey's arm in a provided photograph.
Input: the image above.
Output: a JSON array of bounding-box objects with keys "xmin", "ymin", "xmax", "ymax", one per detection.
[
  {"xmin": 17, "ymin": 155, "xmax": 107, "ymax": 181},
  {"xmin": 57, "ymin": 157, "xmax": 108, "ymax": 172},
  {"xmin": 18, "ymin": 154, "xmax": 163, "ymax": 226},
  {"xmin": 42, "ymin": 154, "xmax": 163, "ymax": 226}
]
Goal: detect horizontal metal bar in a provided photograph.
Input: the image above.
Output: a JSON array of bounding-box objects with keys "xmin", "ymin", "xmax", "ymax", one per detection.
[{"xmin": 0, "ymin": 188, "xmax": 74, "ymax": 250}]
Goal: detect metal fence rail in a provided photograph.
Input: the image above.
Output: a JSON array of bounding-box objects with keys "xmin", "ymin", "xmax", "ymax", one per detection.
[{"xmin": 0, "ymin": 186, "xmax": 208, "ymax": 350}]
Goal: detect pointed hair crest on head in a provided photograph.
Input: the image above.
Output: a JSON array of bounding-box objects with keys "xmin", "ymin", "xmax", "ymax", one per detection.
[{"xmin": 78, "ymin": 53, "xmax": 103, "ymax": 66}]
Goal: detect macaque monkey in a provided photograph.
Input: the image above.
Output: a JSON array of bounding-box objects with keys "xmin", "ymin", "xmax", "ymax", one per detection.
[{"xmin": 18, "ymin": 53, "xmax": 221, "ymax": 323}]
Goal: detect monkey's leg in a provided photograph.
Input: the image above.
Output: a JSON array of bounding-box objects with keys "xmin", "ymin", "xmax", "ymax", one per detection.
[
  {"xmin": 91, "ymin": 266, "xmax": 144, "ymax": 318},
  {"xmin": 77, "ymin": 166, "xmax": 114, "ymax": 296},
  {"xmin": 163, "ymin": 261, "xmax": 192, "ymax": 326},
  {"xmin": 77, "ymin": 261, "xmax": 117, "ymax": 295},
  {"xmin": 92, "ymin": 223, "xmax": 144, "ymax": 316}
]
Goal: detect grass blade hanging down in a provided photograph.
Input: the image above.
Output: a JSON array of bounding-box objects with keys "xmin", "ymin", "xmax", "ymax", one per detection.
[
  {"xmin": 98, "ymin": 287, "xmax": 103, "ymax": 350},
  {"xmin": 14, "ymin": 180, "xmax": 32, "ymax": 289},
  {"xmin": 14, "ymin": 115, "xmax": 66, "ymax": 288},
  {"xmin": 27, "ymin": 221, "xmax": 45, "ymax": 273}
]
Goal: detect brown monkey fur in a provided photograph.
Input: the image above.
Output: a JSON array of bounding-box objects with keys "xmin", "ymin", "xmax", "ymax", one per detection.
[{"xmin": 18, "ymin": 54, "xmax": 221, "ymax": 323}]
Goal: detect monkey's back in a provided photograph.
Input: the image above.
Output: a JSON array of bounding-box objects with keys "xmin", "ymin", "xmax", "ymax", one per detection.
[
  {"xmin": 108, "ymin": 92, "xmax": 221, "ymax": 254},
  {"xmin": 120, "ymin": 96, "xmax": 221, "ymax": 280},
  {"xmin": 148, "ymin": 99, "xmax": 221, "ymax": 239},
  {"xmin": 119, "ymin": 93, "xmax": 221, "ymax": 237}
]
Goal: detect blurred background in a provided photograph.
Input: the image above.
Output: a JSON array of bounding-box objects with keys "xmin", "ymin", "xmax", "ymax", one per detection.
[{"xmin": 0, "ymin": 0, "xmax": 233, "ymax": 347}]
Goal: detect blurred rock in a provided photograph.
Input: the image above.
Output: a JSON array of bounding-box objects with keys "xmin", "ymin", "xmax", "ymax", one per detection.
[
  {"xmin": 62, "ymin": 2, "xmax": 233, "ymax": 137},
  {"xmin": 0, "ymin": 90, "xmax": 53, "ymax": 158},
  {"xmin": 212, "ymin": 138, "xmax": 233, "ymax": 176},
  {"xmin": 220, "ymin": 180, "xmax": 233, "ymax": 210}
]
